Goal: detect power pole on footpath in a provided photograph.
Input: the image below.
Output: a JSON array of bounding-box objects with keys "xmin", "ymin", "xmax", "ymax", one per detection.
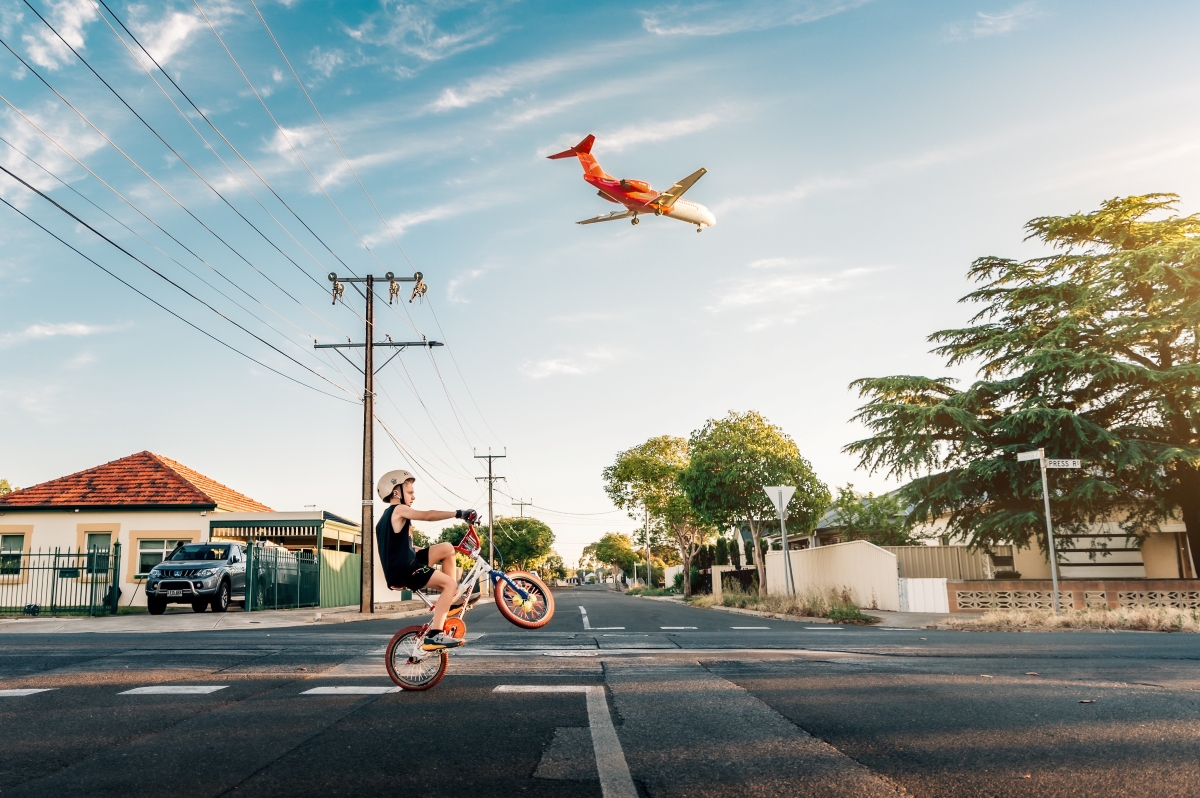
[
  {"xmin": 474, "ymin": 449, "xmax": 506, "ymax": 588},
  {"xmin": 316, "ymin": 271, "xmax": 440, "ymax": 614}
]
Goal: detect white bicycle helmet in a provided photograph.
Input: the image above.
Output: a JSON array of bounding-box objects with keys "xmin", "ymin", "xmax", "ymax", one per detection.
[{"xmin": 377, "ymin": 469, "xmax": 416, "ymax": 501}]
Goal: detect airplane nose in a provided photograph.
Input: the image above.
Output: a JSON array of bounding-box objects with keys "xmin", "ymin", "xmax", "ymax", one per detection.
[{"xmin": 702, "ymin": 206, "xmax": 716, "ymax": 228}]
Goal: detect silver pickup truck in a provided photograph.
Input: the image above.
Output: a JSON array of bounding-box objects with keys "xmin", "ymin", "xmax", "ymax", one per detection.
[{"xmin": 146, "ymin": 542, "xmax": 247, "ymax": 614}]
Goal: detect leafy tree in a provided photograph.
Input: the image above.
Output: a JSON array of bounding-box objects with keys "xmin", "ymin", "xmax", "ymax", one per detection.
[
  {"xmin": 410, "ymin": 526, "xmax": 431, "ymax": 548},
  {"xmin": 540, "ymin": 551, "xmax": 567, "ymax": 581},
  {"xmin": 602, "ymin": 436, "xmax": 710, "ymax": 596},
  {"xmin": 439, "ymin": 518, "xmax": 554, "ymax": 572},
  {"xmin": 828, "ymin": 485, "xmax": 915, "ymax": 546},
  {"xmin": 846, "ymin": 194, "xmax": 1200, "ymax": 556},
  {"xmin": 591, "ymin": 532, "xmax": 639, "ymax": 577},
  {"xmin": 0, "ymin": 479, "xmax": 14, "ymax": 495},
  {"xmin": 679, "ymin": 411, "xmax": 831, "ymax": 595}
]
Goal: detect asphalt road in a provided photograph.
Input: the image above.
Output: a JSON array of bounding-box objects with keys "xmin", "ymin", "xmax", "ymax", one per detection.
[{"xmin": 3, "ymin": 585, "xmax": 1200, "ymax": 797}]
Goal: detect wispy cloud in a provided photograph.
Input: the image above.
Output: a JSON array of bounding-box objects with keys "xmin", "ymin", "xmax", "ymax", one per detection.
[
  {"xmin": 0, "ymin": 104, "xmax": 107, "ymax": 201},
  {"xmin": 946, "ymin": 3, "xmax": 1041, "ymax": 40},
  {"xmin": 308, "ymin": 45, "xmax": 345, "ymax": 78},
  {"xmin": 346, "ymin": 0, "xmax": 501, "ymax": 67},
  {"xmin": 0, "ymin": 322, "xmax": 123, "ymax": 348},
  {"xmin": 446, "ymin": 263, "xmax": 497, "ymax": 304},
  {"xmin": 428, "ymin": 40, "xmax": 633, "ymax": 113},
  {"xmin": 599, "ymin": 113, "xmax": 722, "ymax": 153},
  {"xmin": 124, "ymin": 1, "xmax": 242, "ymax": 68},
  {"xmin": 642, "ymin": 0, "xmax": 869, "ymax": 36},
  {"xmin": 520, "ymin": 347, "xmax": 619, "ymax": 379},
  {"xmin": 21, "ymin": 0, "xmax": 96, "ymax": 70},
  {"xmin": 716, "ymin": 128, "xmax": 1030, "ymax": 213},
  {"xmin": 707, "ymin": 258, "xmax": 877, "ymax": 331}
]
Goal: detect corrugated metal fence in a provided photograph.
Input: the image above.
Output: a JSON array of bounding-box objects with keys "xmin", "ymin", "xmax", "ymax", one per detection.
[
  {"xmin": 319, "ymin": 549, "xmax": 361, "ymax": 608},
  {"xmin": 883, "ymin": 545, "xmax": 1010, "ymax": 580},
  {"xmin": 0, "ymin": 546, "xmax": 121, "ymax": 616}
]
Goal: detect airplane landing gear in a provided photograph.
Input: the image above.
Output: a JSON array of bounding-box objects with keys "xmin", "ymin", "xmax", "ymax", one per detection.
[
  {"xmin": 654, "ymin": 209, "xmax": 663, "ymax": 217},
  {"xmin": 696, "ymin": 225, "xmax": 703, "ymax": 233},
  {"xmin": 631, "ymin": 216, "xmax": 639, "ymax": 225}
]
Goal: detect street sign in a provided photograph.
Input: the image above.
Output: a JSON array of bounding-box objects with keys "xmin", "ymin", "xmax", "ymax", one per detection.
[
  {"xmin": 1047, "ymin": 459, "xmax": 1081, "ymax": 469},
  {"xmin": 1016, "ymin": 450, "xmax": 1043, "ymax": 462},
  {"xmin": 763, "ymin": 486, "xmax": 796, "ymax": 518}
]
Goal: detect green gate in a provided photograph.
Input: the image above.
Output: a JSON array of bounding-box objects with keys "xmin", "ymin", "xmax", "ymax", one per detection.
[
  {"xmin": 0, "ymin": 545, "xmax": 122, "ymax": 616},
  {"xmin": 245, "ymin": 545, "xmax": 320, "ymax": 611}
]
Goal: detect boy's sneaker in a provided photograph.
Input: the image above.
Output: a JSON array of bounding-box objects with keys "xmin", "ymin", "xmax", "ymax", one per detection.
[
  {"xmin": 451, "ymin": 583, "xmax": 482, "ymax": 608},
  {"xmin": 422, "ymin": 630, "xmax": 465, "ymax": 650}
]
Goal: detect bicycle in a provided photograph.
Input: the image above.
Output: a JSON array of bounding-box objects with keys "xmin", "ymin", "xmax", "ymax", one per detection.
[{"xmin": 384, "ymin": 523, "xmax": 555, "ymax": 690}]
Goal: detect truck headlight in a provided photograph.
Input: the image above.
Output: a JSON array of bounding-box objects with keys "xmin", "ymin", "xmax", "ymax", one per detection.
[{"xmin": 196, "ymin": 568, "xmax": 217, "ymax": 578}]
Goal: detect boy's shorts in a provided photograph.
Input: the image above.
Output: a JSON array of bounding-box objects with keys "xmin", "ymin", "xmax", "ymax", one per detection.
[{"xmin": 390, "ymin": 548, "xmax": 434, "ymax": 590}]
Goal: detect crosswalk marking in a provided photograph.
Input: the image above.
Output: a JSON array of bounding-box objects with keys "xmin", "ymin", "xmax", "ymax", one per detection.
[
  {"xmin": 301, "ymin": 686, "xmax": 399, "ymax": 695},
  {"xmin": 0, "ymin": 688, "xmax": 55, "ymax": 697},
  {"xmin": 579, "ymin": 606, "xmax": 624, "ymax": 630},
  {"xmin": 119, "ymin": 686, "xmax": 228, "ymax": 695}
]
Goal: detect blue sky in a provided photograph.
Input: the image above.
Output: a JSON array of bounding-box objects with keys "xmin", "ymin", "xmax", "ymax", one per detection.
[{"xmin": 2, "ymin": 0, "xmax": 1199, "ymax": 565}]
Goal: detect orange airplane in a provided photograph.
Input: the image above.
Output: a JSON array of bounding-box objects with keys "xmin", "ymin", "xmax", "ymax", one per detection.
[{"xmin": 548, "ymin": 135, "xmax": 715, "ymax": 232}]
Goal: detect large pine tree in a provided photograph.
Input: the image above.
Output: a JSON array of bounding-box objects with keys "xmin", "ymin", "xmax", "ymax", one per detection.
[{"xmin": 846, "ymin": 195, "xmax": 1200, "ymax": 560}]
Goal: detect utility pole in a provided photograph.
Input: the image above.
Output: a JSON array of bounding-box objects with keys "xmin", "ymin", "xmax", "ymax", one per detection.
[
  {"xmin": 474, "ymin": 449, "xmax": 506, "ymax": 586},
  {"xmin": 514, "ymin": 499, "xmax": 532, "ymax": 518},
  {"xmin": 316, "ymin": 271, "xmax": 438, "ymax": 614}
]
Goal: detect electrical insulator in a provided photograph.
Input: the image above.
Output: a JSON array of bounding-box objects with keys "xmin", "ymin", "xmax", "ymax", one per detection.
[
  {"xmin": 389, "ymin": 279, "xmax": 400, "ymax": 304},
  {"xmin": 331, "ymin": 280, "xmax": 344, "ymax": 305},
  {"xmin": 409, "ymin": 271, "xmax": 427, "ymax": 303}
]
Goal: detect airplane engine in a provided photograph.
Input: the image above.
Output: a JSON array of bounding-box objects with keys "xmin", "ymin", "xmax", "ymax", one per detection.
[{"xmin": 619, "ymin": 179, "xmax": 652, "ymax": 193}]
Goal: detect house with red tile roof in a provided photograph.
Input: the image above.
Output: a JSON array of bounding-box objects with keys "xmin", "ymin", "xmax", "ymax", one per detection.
[{"xmin": 0, "ymin": 452, "xmax": 358, "ymax": 609}]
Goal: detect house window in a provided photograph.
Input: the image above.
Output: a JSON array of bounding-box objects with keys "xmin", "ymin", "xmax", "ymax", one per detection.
[
  {"xmin": 85, "ymin": 532, "xmax": 111, "ymax": 575},
  {"xmin": 0, "ymin": 534, "xmax": 23, "ymax": 575},
  {"xmin": 138, "ymin": 539, "xmax": 188, "ymax": 578}
]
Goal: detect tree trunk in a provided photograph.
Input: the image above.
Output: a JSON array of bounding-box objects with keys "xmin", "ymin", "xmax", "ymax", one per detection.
[
  {"xmin": 748, "ymin": 517, "xmax": 766, "ymax": 597},
  {"xmin": 681, "ymin": 550, "xmax": 693, "ymax": 598}
]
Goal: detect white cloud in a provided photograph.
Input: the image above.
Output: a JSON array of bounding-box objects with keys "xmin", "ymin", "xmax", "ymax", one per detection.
[
  {"xmin": 642, "ymin": 0, "xmax": 869, "ymax": 36},
  {"xmin": 21, "ymin": 0, "xmax": 97, "ymax": 70},
  {"xmin": 0, "ymin": 322, "xmax": 123, "ymax": 348},
  {"xmin": 0, "ymin": 104, "xmax": 107, "ymax": 202},
  {"xmin": 346, "ymin": 0, "xmax": 499, "ymax": 64},
  {"xmin": 946, "ymin": 3, "xmax": 1041, "ymax": 40},
  {"xmin": 707, "ymin": 259, "xmax": 877, "ymax": 331},
  {"xmin": 446, "ymin": 264, "xmax": 493, "ymax": 304},
  {"xmin": 599, "ymin": 113, "xmax": 721, "ymax": 153},
  {"xmin": 308, "ymin": 46, "xmax": 344, "ymax": 78},
  {"xmin": 427, "ymin": 41, "xmax": 633, "ymax": 113},
  {"xmin": 520, "ymin": 348, "xmax": 618, "ymax": 379}
]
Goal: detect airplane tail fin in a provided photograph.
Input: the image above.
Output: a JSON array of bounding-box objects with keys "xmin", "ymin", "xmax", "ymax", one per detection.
[
  {"xmin": 546, "ymin": 134, "xmax": 595, "ymax": 160},
  {"xmin": 547, "ymin": 134, "xmax": 608, "ymax": 178}
]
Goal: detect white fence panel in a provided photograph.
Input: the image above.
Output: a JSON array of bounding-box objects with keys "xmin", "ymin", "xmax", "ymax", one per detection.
[
  {"xmin": 765, "ymin": 541, "xmax": 901, "ymax": 612},
  {"xmin": 899, "ymin": 578, "xmax": 949, "ymax": 613}
]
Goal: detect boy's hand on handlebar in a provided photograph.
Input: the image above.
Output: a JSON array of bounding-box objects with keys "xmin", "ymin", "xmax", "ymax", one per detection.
[{"xmin": 456, "ymin": 509, "xmax": 479, "ymax": 523}]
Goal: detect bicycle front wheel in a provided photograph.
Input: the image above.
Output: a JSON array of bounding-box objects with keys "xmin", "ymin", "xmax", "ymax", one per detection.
[
  {"xmin": 494, "ymin": 571, "xmax": 555, "ymax": 629},
  {"xmin": 385, "ymin": 625, "xmax": 448, "ymax": 691}
]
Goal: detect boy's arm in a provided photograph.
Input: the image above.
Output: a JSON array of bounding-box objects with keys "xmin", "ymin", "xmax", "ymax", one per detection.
[{"xmin": 390, "ymin": 507, "xmax": 460, "ymax": 523}]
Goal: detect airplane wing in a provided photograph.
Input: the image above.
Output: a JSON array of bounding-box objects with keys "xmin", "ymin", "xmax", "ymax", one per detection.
[
  {"xmin": 577, "ymin": 210, "xmax": 635, "ymax": 225},
  {"xmin": 650, "ymin": 167, "xmax": 707, "ymax": 209}
]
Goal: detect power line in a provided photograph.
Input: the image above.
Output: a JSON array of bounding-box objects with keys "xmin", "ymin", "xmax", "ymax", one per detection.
[
  {"xmin": 0, "ymin": 134, "xmax": 353, "ymax": 388},
  {"xmin": 0, "ymin": 163, "xmax": 359, "ymax": 401},
  {"xmin": 11, "ymin": 7, "xmax": 348, "ymax": 338},
  {"xmin": 0, "ymin": 192, "xmax": 353, "ymax": 403}
]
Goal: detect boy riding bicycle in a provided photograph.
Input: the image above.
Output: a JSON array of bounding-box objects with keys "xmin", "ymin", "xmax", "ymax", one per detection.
[{"xmin": 376, "ymin": 470, "xmax": 478, "ymax": 651}]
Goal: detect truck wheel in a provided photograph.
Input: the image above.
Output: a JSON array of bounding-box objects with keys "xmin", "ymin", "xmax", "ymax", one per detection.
[
  {"xmin": 210, "ymin": 581, "xmax": 230, "ymax": 613},
  {"xmin": 147, "ymin": 598, "xmax": 166, "ymax": 615},
  {"xmin": 191, "ymin": 599, "xmax": 208, "ymax": 613}
]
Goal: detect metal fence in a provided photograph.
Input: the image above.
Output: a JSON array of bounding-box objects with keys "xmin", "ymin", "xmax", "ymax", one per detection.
[
  {"xmin": 246, "ymin": 545, "xmax": 320, "ymax": 611},
  {"xmin": 319, "ymin": 549, "xmax": 361, "ymax": 608},
  {"xmin": 883, "ymin": 545, "xmax": 1012, "ymax": 580},
  {"xmin": 0, "ymin": 546, "xmax": 122, "ymax": 616}
]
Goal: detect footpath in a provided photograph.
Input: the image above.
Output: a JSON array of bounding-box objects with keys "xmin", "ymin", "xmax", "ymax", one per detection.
[{"xmin": 0, "ymin": 601, "xmax": 429, "ymax": 634}]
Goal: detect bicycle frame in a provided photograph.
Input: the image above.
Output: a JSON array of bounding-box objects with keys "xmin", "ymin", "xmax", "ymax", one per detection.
[{"xmin": 410, "ymin": 524, "xmax": 529, "ymax": 613}]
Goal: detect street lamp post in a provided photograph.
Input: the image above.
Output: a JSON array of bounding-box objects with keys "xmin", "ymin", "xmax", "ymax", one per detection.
[{"xmin": 1017, "ymin": 449, "xmax": 1081, "ymax": 615}]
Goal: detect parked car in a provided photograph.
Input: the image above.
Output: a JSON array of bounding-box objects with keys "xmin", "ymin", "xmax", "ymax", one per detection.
[{"xmin": 146, "ymin": 542, "xmax": 246, "ymax": 614}]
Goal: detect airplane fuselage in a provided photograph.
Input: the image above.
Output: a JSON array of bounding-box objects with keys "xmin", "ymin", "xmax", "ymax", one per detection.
[{"xmin": 587, "ymin": 174, "xmax": 716, "ymax": 228}]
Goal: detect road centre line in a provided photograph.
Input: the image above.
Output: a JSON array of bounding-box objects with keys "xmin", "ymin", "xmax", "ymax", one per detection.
[
  {"xmin": 0, "ymin": 688, "xmax": 55, "ymax": 696},
  {"xmin": 661, "ymin": 626, "xmax": 697, "ymax": 630},
  {"xmin": 118, "ymin": 686, "xmax": 228, "ymax": 695},
  {"xmin": 579, "ymin": 605, "xmax": 624, "ymax": 630},
  {"xmin": 494, "ymin": 685, "xmax": 636, "ymax": 798},
  {"xmin": 302, "ymin": 686, "xmax": 399, "ymax": 695},
  {"xmin": 805, "ymin": 627, "xmax": 844, "ymax": 630},
  {"xmin": 731, "ymin": 626, "xmax": 770, "ymax": 629}
]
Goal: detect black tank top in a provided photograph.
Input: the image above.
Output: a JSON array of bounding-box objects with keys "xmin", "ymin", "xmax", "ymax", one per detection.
[{"xmin": 376, "ymin": 505, "xmax": 416, "ymax": 583}]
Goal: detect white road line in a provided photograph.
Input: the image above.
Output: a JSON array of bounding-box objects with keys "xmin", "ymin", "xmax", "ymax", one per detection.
[
  {"xmin": 661, "ymin": 626, "xmax": 697, "ymax": 630},
  {"xmin": 119, "ymin": 686, "xmax": 228, "ymax": 695},
  {"xmin": 494, "ymin": 685, "xmax": 636, "ymax": 798},
  {"xmin": 805, "ymin": 627, "xmax": 844, "ymax": 630},
  {"xmin": 731, "ymin": 626, "xmax": 770, "ymax": 629},
  {"xmin": 579, "ymin": 605, "xmax": 623, "ymax": 630},
  {"xmin": 0, "ymin": 688, "xmax": 55, "ymax": 697},
  {"xmin": 301, "ymin": 686, "xmax": 399, "ymax": 695}
]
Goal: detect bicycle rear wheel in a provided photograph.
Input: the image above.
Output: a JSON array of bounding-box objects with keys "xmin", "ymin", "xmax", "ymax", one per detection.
[
  {"xmin": 494, "ymin": 571, "xmax": 555, "ymax": 629},
  {"xmin": 385, "ymin": 625, "xmax": 448, "ymax": 691}
]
